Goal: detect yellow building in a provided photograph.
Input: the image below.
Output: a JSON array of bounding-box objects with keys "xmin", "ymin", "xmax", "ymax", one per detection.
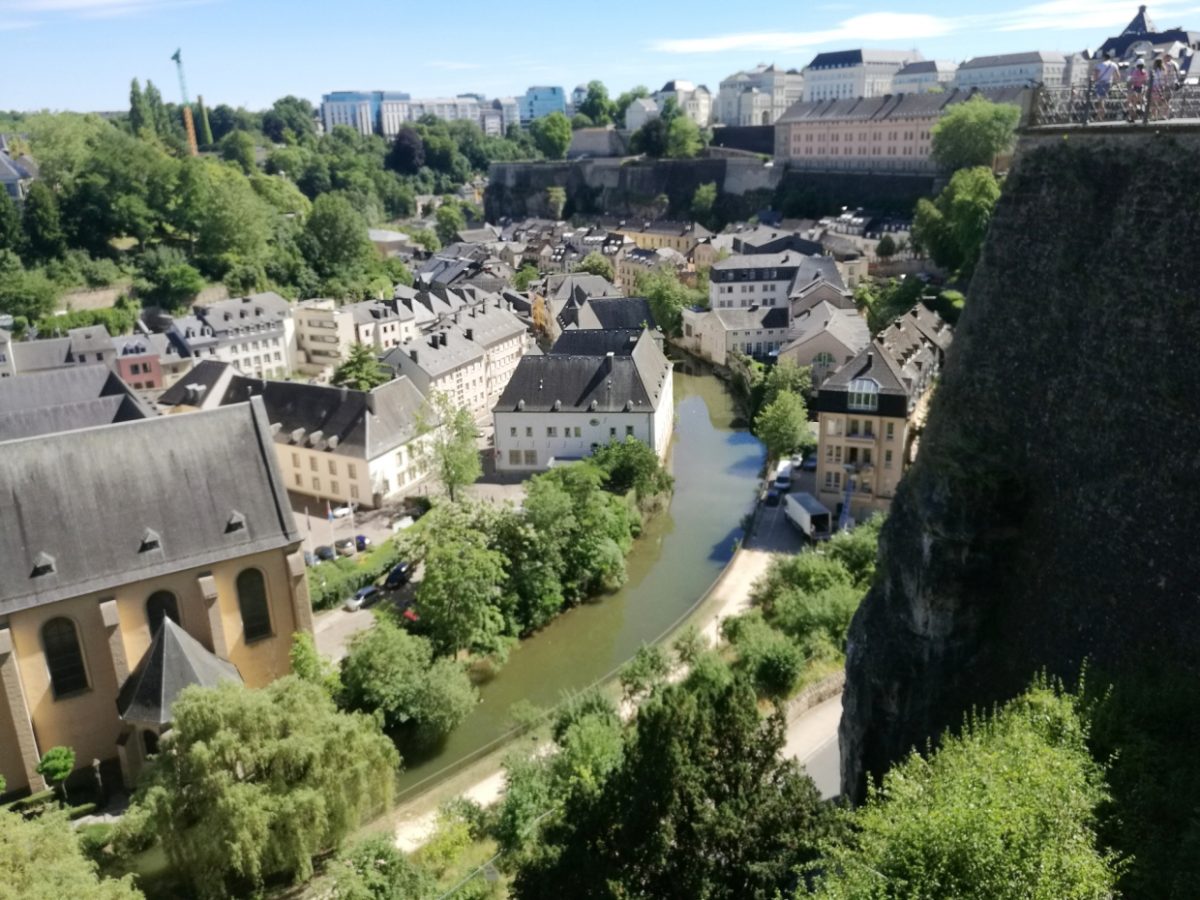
[
  {"xmin": 815, "ymin": 305, "xmax": 952, "ymax": 523},
  {"xmin": 611, "ymin": 220, "xmax": 712, "ymax": 254},
  {"xmin": 0, "ymin": 398, "xmax": 312, "ymax": 796}
]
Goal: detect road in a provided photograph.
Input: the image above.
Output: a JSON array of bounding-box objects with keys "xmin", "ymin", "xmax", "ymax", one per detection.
[{"xmin": 784, "ymin": 694, "xmax": 842, "ymax": 800}]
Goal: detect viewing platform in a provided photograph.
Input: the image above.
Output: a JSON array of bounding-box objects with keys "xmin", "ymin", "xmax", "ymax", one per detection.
[{"xmin": 1026, "ymin": 84, "xmax": 1200, "ymax": 131}]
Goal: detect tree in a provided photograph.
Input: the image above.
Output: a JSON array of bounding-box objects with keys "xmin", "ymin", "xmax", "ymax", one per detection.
[
  {"xmin": 514, "ymin": 264, "xmax": 539, "ymax": 292},
  {"xmin": 263, "ymin": 95, "xmax": 316, "ymax": 144},
  {"xmin": 128, "ymin": 78, "xmax": 150, "ymax": 135},
  {"xmin": 615, "ymin": 85, "xmax": 650, "ymax": 124},
  {"xmin": 754, "ymin": 390, "xmax": 809, "ymax": 462},
  {"xmin": 544, "ymin": 186, "xmax": 566, "ymax": 220},
  {"xmin": 578, "ymin": 80, "xmax": 616, "ymax": 126},
  {"xmin": 421, "ymin": 391, "xmax": 481, "ymax": 502},
  {"xmin": 931, "ymin": 96, "xmax": 1021, "ymax": 172},
  {"xmin": 813, "ymin": 680, "xmax": 1119, "ymax": 900},
  {"xmin": 591, "ymin": 436, "xmax": 672, "ymax": 500},
  {"xmin": 142, "ymin": 80, "xmax": 171, "ymax": 139},
  {"xmin": 36, "ymin": 746, "xmax": 75, "ymax": 802},
  {"xmin": 912, "ymin": 166, "xmax": 1001, "ymax": 281},
  {"xmin": 0, "ymin": 809, "xmax": 143, "ymax": 899},
  {"xmin": 574, "ymin": 250, "xmax": 613, "ymax": 281},
  {"xmin": 332, "ymin": 343, "xmax": 389, "ymax": 391},
  {"xmin": 305, "ymin": 192, "xmax": 374, "ymax": 279},
  {"xmin": 134, "ymin": 245, "xmax": 204, "ymax": 309},
  {"xmin": 21, "ymin": 181, "xmax": 65, "ymax": 261},
  {"xmin": 666, "ymin": 116, "xmax": 703, "ymax": 159},
  {"xmin": 385, "ymin": 127, "xmax": 425, "ymax": 175},
  {"xmin": 635, "ymin": 265, "xmax": 705, "ymax": 337},
  {"xmin": 529, "ymin": 112, "xmax": 572, "ymax": 160},
  {"xmin": 195, "ymin": 95, "xmax": 214, "ymax": 147},
  {"xmin": 875, "ymin": 233, "xmax": 897, "ymax": 259},
  {"xmin": 340, "ymin": 618, "xmax": 477, "ymax": 743},
  {"xmin": 0, "ymin": 190, "xmax": 21, "ymax": 254},
  {"xmin": 416, "ymin": 504, "xmax": 508, "ymax": 658},
  {"xmin": 630, "ymin": 116, "xmax": 668, "ymax": 158},
  {"xmin": 331, "ymin": 835, "xmax": 436, "ymax": 900},
  {"xmin": 619, "ymin": 644, "xmax": 671, "ymax": 704},
  {"xmin": 571, "ymin": 113, "xmax": 594, "ymax": 130},
  {"xmin": 0, "ymin": 252, "xmax": 56, "ymax": 320},
  {"xmin": 691, "ymin": 181, "xmax": 717, "ymax": 230},
  {"xmin": 513, "ymin": 675, "xmax": 836, "ymax": 899},
  {"xmin": 435, "ymin": 203, "xmax": 465, "ymax": 245},
  {"xmin": 220, "ymin": 130, "xmax": 257, "ymax": 175},
  {"xmin": 118, "ymin": 678, "xmax": 398, "ymax": 899}
]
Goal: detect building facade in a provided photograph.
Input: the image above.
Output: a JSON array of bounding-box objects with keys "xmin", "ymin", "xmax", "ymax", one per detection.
[
  {"xmin": 168, "ymin": 292, "xmax": 297, "ymax": 380},
  {"xmin": 716, "ymin": 65, "xmax": 805, "ymax": 126},
  {"xmin": 954, "ymin": 51, "xmax": 1080, "ymax": 90},
  {"xmin": 520, "ymin": 86, "xmax": 567, "ymax": 123},
  {"xmin": 892, "ymin": 60, "xmax": 959, "ymax": 93},
  {"xmin": 625, "ymin": 98, "xmax": 659, "ymax": 131},
  {"xmin": 0, "ymin": 400, "xmax": 311, "ymax": 795},
  {"xmin": 652, "ymin": 80, "xmax": 713, "ymax": 126},
  {"xmin": 802, "ymin": 49, "xmax": 921, "ymax": 102},
  {"xmin": 294, "ymin": 299, "xmax": 417, "ymax": 381}
]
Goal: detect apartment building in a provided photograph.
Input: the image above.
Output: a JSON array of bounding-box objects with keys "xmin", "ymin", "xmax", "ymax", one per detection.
[
  {"xmin": 954, "ymin": 51, "xmax": 1085, "ymax": 90},
  {"xmin": 611, "ymin": 220, "xmax": 713, "ymax": 255},
  {"xmin": 716, "ymin": 64, "xmax": 805, "ymax": 126},
  {"xmin": 815, "ymin": 305, "xmax": 952, "ymax": 523},
  {"xmin": 893, "ymin": 60, "xmax": 958, "ymax": 93},
  {"xmin": 520, "ymin": 86, "xmax": 567, "ymax": 123},
  {"xmin": 653, "ymin": 80, "xmax": 713, "ymax": 126},
  {"xmin": 294, "ymin": 299, "xmax": 416, "ymax": 380},
  {"xmin": 616, "ymin": 247, "xmax": 689, "ymax": 293},
  {"xmin": 168, "ymin": 292, "xmax": 296, "ymax": 380},
  {"xmin": 802, "ymin": 49, "xmax": 921, "ymax": 102}
]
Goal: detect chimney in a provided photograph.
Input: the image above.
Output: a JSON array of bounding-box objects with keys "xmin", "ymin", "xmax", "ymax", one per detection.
[
  {"xmin": 465, "ymin": 328, "xmax": 474, "ymax": 342},
  {"xmin": 410, "ymin": 349, "xmax": 419, "ymax": 364},
  {"xmin": 440, "ymin": 332, "xmax": 448, "ymax": 347}
]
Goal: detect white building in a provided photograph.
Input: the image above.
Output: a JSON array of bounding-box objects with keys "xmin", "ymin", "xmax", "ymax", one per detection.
[
  {"xmin": 653, "ymin": 80, "xmax": 713, "ymax": 126},
  {"xmin": 625, "ymin": 97, "xmax": 659, "ymax": 131},
  {"xmin": 168, "ymin": 293, "xmax": 296, "ymax": 380},
  {"xmin": 892, "ymin": 60, "xmax": 958, "ymax": 93},
  {"xmin": 716, "ymin": 64, "xmax": 805, "ymax": 126},
  {"xmin": 802, "ymin": 49, "xmax": 921, "ymax": 102},
  {"xmin": 954, "ymin": 51, "xmax": 1081, "ymax": 90},
  {"xmin": 708, "ymin": 252, "xmax": 845, "ymax": 313},
  {"xmin": 294, "ymin": 299, "xmax": 417, "ymax": 381},
  {"xmin": 493, "ymin": 328, "xmax": 673, "ymax": 471}
]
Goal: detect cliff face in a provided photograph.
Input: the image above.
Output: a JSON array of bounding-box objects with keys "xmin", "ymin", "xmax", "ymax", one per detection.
[{"xmin": 841, "ymin": 130, "xmax": 1200, "ymax": 801}]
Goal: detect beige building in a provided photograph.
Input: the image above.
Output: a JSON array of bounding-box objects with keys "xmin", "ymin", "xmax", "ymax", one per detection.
[
  {"xmin": 611, "ymin": 220, "xmax": 712, "ymax": 255},
  {"xmin": 616, "ymin": 247, "xmax": 689, "ymax": 293},
  {"xmin": 0, "ymin": 400, "xmax": 311, "ymax": 796},
  {"xmin": 815, "ymin": 305, "xmax": 952, "ymax": 523},
  {"xmin": 775, "ymin": 87, "xmax": 1028, "ymax": 173},
  {"xmin": 778, "ymin": 300, "xmax": 870, "ymax": 385},
  {"xmin": 295, "ymin": 298, "xmax": 417, "ymax": 381}
]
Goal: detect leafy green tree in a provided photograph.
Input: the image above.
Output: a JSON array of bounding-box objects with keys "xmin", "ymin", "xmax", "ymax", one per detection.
[
  {"xmin": 421, "ymin": 391, "xmax": 481, "ymax": 502},
  {"xmin": 385, "ymin": 127, "xmax": 425, "ymax": 175},
  {"xmin": 118, "ymin": 678, "xmax": 398, "ymax": 899},
  {"xmin": 825, "ymin": 514, "xmax": 884, "ymax": 588},
  {"xmin": 529, "ymin": 112, "xmax": 572, "ymax": 160},
  {"xmin": 290, "ymin": 631, "xmax": 341, "ymax": 697},
  {"xmin": 0, "ymin": 252, "xmax": 56, "ymax": 320},
  {"xmin": 619, "ymin": 644, "xmax": 671, "ymax": 704},
  {"xmin": 305, "ymin": 192, "xmax": 374, "ymax": 279},
  {"xmin": 855, "ymin": 275, "xmax": 925, "ymax": 334},
  {"xmin": 332, "ymin": 343, "xmax": 390, "ymax": 391},
  {"xmin": 591, "ymin": 436, "xmax": 672, "ymax": 500},
  {"xmin": 635, "ymin": 265, "xmax": 705, "ymax": 337},
  {"xmin": 571, "ymin": 113, "xmax": 594, "ymax": 130},
  {"xmin": 875, "ymin": 233, "xmax": 897, "ymax": 259},
  {"xmin": 331, "ymin": 835, "xmax": 437, "ymax": 900},
  {"xmin": 435, "ymin": 203, "xmax": 465, "ymax": 244},
  {"xmin": 416, "ymin": 504, "xmax": 508, "ymax": 658},
  {"xmin": 0, "ymin": 809, "xmax": 144, "ymax": 899},
  {"xmin": 912, "ymin": 166, "xmax": 1001, "ymax": 281},
  {"xmin": 340, "ymin": 618, "xmax": 477, "ymax": 742},
  {"xmin": 722, "ymin": 611, "xmax": 805, "ymax": 697},
  {"xmin": 36, "ymin": 746, "xmax": 75, "ymax": 802},
  {"xmin": 615, "ymin": 85, "xmax": 650, "ymax": 124},
  {"xmin": 128, "ymin": 78, "xmax": 150, "ymax": 135},
  {"xmin": 750, "ymin": 359, "xmax": 813, "ymax": 421},
  {"xmin": 574, "ymin": 250, "xmax": 613, "ymax": 281},
  {"xmin": 513, "ymin": 263, "xmax": 539, "ymax": 291},
  {"xmin": 490, "ymin": 507, "xmax": 566, "ymax": 634},
  {"xmin": 220, "ymin": 131, "xmax": 258, "ymax": 175},
  {"xmin": 143, "ymin": 80, "xmax": 170, "ymax": 137},
  {"xmin": 408, "ymin": 227, "xmax": 440, "ymax": 253},
  {"xmin": 754, "ymin": 390, "xmax": 810, "ymax": 461},
  {"xmin": 813, "ymin": 680, "xmax": 1119, "ymax": 900},
  {"xmin": 931, "ymin": 96, "xmax": 1021, "ymax": 172},
  {"xmin": 134, "ymin": 245, "xmax": 204, "ymax": 309},
  {"xmin": 177, "ymin": 158, "xmax": 274, "ymax": 276},
  {"xmin": 666, "ymin": 116, "xmax": 703, "ymax": 159},
  {"xmin": 195, "ymin": 95, "xmax": 214, "ymax": 147},
  {"xmin": 691, "ymin": 181, "xmax": 718, "ymax": 229},
  {"xmin": 544, "ymin": 186, "xmax": 566, "ymax": 219},
  {"xmin": 263, "ymin": 95, "xmax": 316, "ymax": 144},
  {"xmin": 630, "ymin": 116, "xmax": 668, "ymax": 158},
  {"xmin": 21, "ymin": 182, "xmax": 66, "ymax": 261},
  {"xmin": 513, "ymin": 675, "xmax": 836, "ymax": 899},
  {"xmin": 578, "ymin": 80, "xmax": 616, "ymax": 126},
  {"xmin": 0, "ymin": 191, "xmax": 21, "ymax": 254}
]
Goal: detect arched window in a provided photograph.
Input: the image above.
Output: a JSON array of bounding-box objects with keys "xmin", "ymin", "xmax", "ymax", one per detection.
[
  {"xmin": 42, "ymin": 618, "xmax": 88, "ymax": 698},
  {"xmin": 236, "ymin": 569, "xmax": 272, "ymax": 642},
  {"xmin": 145, "ymin": 591, "xmax": 179, "ymax": 635},
  {"xmin": 848, "ymin": 378, "xmax": 879, "ymax": 412}
]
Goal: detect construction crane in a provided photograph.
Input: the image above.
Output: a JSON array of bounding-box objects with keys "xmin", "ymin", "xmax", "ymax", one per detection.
[{"xmin": 170, "ymin": 48, "xmax": 199, "ymax": 156}]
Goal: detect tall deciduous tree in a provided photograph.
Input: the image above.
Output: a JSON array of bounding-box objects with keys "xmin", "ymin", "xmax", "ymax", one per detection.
[
  {"xmin": 666, "ymin": 116, "xmax": 703, "ymax": 159},
  {"xmin": 577, "ymin": 81, "xmax": 616, "ymax": 126},
  {"xmin": 0, "ymin": 190, "xmax": 21, "ymax": 254},
  {"xmin": 21, "ymin": 182, "xmax": 66, "ymax": 261},
  {"xmin": 220, "ymin": 130, "xmax": 257, "ymax": 175},
  {"xmin": 385, "ymin": 127, "xmax": 425, "ymax": 175},
  {"xmin": 0, "ymin": 809, "xmax": 144, "ymax": 899},
  {"xmin": 754, "ymin": 390, "xmax": 810, "ymax": 462},
  {"xmin": 331, "ymin": 835, "xmax": 437, "ymax": 900},
  {"xmin": 263, "ymin": 95, "xmax": 316, "ymax": 144},
  {"xmin": 529, "ymin": 112, "xmax": 572, "ymax": 160},
  {"xmin": 434, "ymin": 203, "xmax": 465, "ymax": 244},
  {"xmin": 691, "ymin": 181, "xmax": 718, "ymax": 229},
  {"xmin": 128, "ymin": 78, "xmax": 150, "ymax": 135},
  {"xmin": 544, "ymin": 186, "xmax": 566, "ymax": 220},
  {"xmin": 513, "ymin": 675, "xmax": 835, "ymax": 899},
  {"xmin": 332, "ymin": 343, "xmax": 389, "ymax": 391},
  {"xmin": 305, "ymin": 192, "xmax": 374, "ymax": 278},
  {"xmin": 912, "ymin": 166, "xmax": 1001, "ymax": 281},
  {"xmin": 421, "ymin": 391, "xmax": 481, "ymax": 502},
  {"xmin": 117, "ymin": 678, "xmax": 398, "ymax": 900},
  {"xmin": 574, "ymin": 250, "xmax": 613, "ymax": 281},
  {"xmin": 931, "ymin": 96, "xmax": 1021, "ymax": 172}
]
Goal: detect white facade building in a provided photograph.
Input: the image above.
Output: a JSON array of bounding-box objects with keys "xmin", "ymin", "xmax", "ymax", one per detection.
[
  {"xmin": 168, "ymin": 293, "xmax": 296, "ymax": 380},
  {"xmin": 294, "ymin": 299, "xmax": 417, "ymax": 381},
  {"xmin": 653, "ymin": 80, "xmax": 713, "ymax": 126},
  {"xmin": 802, "ymin": 49, "xmax": 921, "ymax": 101},
  {"xmin": 892, "ymin": 60, "xmax": 958, "ymax": 93},
  {"xmin": 954, "ymin": 51, "xmax": 1080, "ymax": 90},
  {"xmin": 716, "ymin": 64, "xmax": 805, "ymax": 126},
  {"xmin": 625, "ymin": 97, "xmax": 659, "ymax": 131}
]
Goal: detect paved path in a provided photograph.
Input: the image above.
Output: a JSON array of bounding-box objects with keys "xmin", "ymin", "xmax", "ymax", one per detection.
[{"xmin": 783, "ymin": 694, "xmax": 843, "ymax": 800}]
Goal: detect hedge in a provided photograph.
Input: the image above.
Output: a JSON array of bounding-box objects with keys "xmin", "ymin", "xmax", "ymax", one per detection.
[{"xmin": 308, "ymin": 538, "xmax": 411, "ymax": 611}]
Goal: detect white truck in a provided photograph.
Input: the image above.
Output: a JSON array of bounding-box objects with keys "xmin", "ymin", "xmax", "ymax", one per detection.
[{"xmin": 784, "ymin": 493, "xmax": 832, "ymax": 541}]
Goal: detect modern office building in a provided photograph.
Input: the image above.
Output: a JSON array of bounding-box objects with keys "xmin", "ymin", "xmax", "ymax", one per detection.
[{"xmin": 520, "ymin": 86, "xmax": 567, "ymax": 124}]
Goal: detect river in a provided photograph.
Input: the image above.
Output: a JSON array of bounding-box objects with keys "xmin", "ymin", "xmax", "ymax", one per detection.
[{"xmin": 396, "ymin": 364, "xmax": 765, "ymax": 794}]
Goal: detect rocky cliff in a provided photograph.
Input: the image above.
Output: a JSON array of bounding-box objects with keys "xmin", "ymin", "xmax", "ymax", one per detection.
[{"xmin": 841, "ymin": 129, "xmax": 1200, "ymax": 801}]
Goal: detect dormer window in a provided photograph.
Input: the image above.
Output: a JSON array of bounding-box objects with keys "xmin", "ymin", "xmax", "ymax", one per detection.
[
  {"xmin": 848, "ymin": 378, "xmax": 879, "ymax": 412},
  {"xmin": 32, "ymin": 552, "xmax": 56, "ymax": 577},
  {"xmin": 140, "ymin": 529, "xmax": 162, "ymax": 553}
]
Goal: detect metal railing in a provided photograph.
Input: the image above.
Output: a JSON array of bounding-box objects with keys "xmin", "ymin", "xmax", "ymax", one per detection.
[{"xmin": 1032, "ymin": 83, "xmax": 1200, "ymax": 127}]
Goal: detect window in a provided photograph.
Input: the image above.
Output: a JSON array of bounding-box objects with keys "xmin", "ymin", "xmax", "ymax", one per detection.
[
  {"xmin": 848, "ymin": 378, "xmax": 879, "ymax": 411},
  {"xmin": 885, "ymin": 450, "xmax": 894, "ymax": 469},
  {"xmin": 309, "ymin": 457, "xmax": 318, "ymax": 472},
  {"xmin": 509, "ymin": 450, "xmax": 521, "ymax": 465},
  {"xmin": 294, "ymin": 473, "xmax": 302, "ymax": 487},
  {"xmin": 347, "ymin": 464, "xmax": 357, "ymax": 479},
  {"xmin": 886, "ymin": 422, "xmax": 895, "ymax": 440},
  {"xmin": 146, "ymin": 590, "xmax": 180, "ymax": 634},
  {"xmin": 523, "ymin": 449, "xmax": 537, "ymax": 466},
  {"xmin": 312, "ymin": 477, "xmax": 320, "ymax": 491},
  {"xmin": 43, "ymin": 618, "xmax": 88, "ymax": 698},
  {"xmin": 328, "ymin": 459, "xmax": 337, "ymax": 475},
  {"xmin": 525, "ymin": 427, "xmax": 533, "ymax": 437},
  {"xmin": 291, "ymin": 452, "xmax": 300, "ymax": 468},
  {"xmin": 573, "ymin": 427, "xmax": 582, "ymax": 438},
  {"xmin": 625, "ymin": 425, "xmax": 634, "ymax": 437},
  {"xmin": 610, "ymin": 427, "xmax": 617, "ymax": 438},
  {"xmin": 547, "ymin": 426, "xmax": 557, "ymax": 438},
  {"xmin": 236, "ymin": 569, "xmax": 272, "ymax": 642},
  {"xmin": 510, "ymin": 427, "xmax": 517, "ymax": 437},
  {"xmin": 331, "ymin": 480, "xmax": 340, "ymax": 495},
  {"xmin": 350, "ymin": 485, "xmax": 359, "ymax": 499}
]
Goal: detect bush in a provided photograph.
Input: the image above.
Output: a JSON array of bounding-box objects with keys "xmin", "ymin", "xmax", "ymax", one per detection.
[
  {"xmin": 78, "ymin": 822, "xmax": 114, "ymax": 861},
  {"xmin": 722, "ymin": 611, "xmax": 805, "ymax": 698},
  {"xmin": 309, "ymin": 536, "xmax": 415, "ymax": 610},
  {"xmin": 770, "ymin": 583, "xmax": 862, "ymax": 654}
]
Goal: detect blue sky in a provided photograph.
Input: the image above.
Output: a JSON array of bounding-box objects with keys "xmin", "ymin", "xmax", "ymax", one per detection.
[{"xmin": 4, "ymin": 0, "xmax": 1198, "ymax": 111}]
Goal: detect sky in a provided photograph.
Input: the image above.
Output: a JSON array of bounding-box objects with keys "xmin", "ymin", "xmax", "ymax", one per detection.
[{"xmin": 4, "ymin": 0, "xmax": 1200, "ymax": 112}]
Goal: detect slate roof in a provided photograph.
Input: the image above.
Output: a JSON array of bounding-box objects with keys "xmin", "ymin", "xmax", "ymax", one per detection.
[
  {"xmin": 457, "ymin": 303, "xmax": 526, "ymax": 349},
  {"xmin": 117, "ymin": 618, "xmax": 243, "ymax": 726},
  {"xmin": 806, "ymin": 49, "xmax": 918, "ymax": 69},
  {"xmin": 10, "ymin": 337, "xmax": 72, "ymax": 372},
  {"xmin": 192, "ymin": 292, "xmax": 291, "ymax": 338},
  {"xmin": 0, "ymin": 398, "xmax": 298, "ymax": 614},
  {"xmin": 777, "ymin": 87, "xmax": 1028, "ymax": 124},
  {"xmin": 544, "ymin": 273, "xmax": 620, "ymax": 304},
  {"xmin": 495, "ymin": 330, "xmax": 670, "ymax": 414},
  {"xmin": 958, "ymin": 51, "xmax": 1067, "ymax": 70},
  {"xmin": 896, "ymin": 60, "xmax": 957, "ymax": 77},
  {"xmin": 822, "ymin": 306, "xmax": 952, "ymax": 401},
  {"xmin": 574, "ymin": 297, "xmax": 656, "ymax": 331},
  {"xmin": 713, "ymin": 306, "xmax": 790, "ymax": 331},
  {"xmin": 784, "ymin": 301, "xmax": 870, "ymax": 353},
  {"xmin": 549, "ymin": 328, "xmax": 646, "ymax": 356},
  {"xmin": 0, "ymin": 365, "xmax": 151, "ymax": 441},
  {"xmin": 383, "ymin": 328, "xmax": 485, "ymax": 380}
]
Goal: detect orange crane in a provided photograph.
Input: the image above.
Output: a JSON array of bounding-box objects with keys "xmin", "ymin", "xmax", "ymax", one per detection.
[{"xmin": 170, "ymin": 48, "xmax": 199, "ymax": 156}]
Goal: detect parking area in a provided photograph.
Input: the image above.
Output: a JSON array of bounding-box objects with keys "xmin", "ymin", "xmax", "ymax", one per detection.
[
  {"xmin": 746, "ymin": 463, "xmax": 820, "ymax": 555},
  {"xmin": 287, "ymin": 488, "xmax": 431, "ymax": 554}
]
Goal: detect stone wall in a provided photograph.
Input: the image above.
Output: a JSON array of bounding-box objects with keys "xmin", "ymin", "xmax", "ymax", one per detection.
[{"xmin": 840, "ymin": 128, "xmax": 1200, "ymax": 800}]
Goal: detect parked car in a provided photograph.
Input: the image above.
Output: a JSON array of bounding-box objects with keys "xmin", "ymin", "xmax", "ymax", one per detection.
[
  {"xmin": 384, "ymin": 562, "xmax": 412, "ymax": 590},
  {"xmin": 355, "ymin": 534, "xmax": 372, "ymax": 552},
  {"xmin": 765, "ymin": 488, "xmax": 782, "ymax": 507},
  {"xmin": 331, "ymin": 505, "xmax": 353, "ymax": 519},
  {"xmin": 774, "ymin": 461, "xmax": 793, "ymax": 491},
  {"xmin": 344, "ymin": 586, "xmax": 380, "ymax": 612},
  {"xmin": 334, "ymin": 537, "xmax": 357, "ymax": 557},
  {"xmin": 314, "ymin": 545, "xmax": 336, "ymax": 562},
  {"xmin": 801, "ymin": 455, "xmax": 818, "ymax": 472}
]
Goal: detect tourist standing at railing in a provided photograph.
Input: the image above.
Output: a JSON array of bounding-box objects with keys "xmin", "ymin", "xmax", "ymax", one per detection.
[
  {"xmin": 1150, "ymin": 58, "xmax": 1171, "ymax": 121},
  {"xmin": 1163, "ymin": 51, "xmax": 1182, "ymax": 117},
  {"xmin": 1092, "ymin": 51, "xmax": 1122, "ymax": 121},
  {"xmin": 1126, "ymin": 59, "xmax": 1148, "ymax": 123}
]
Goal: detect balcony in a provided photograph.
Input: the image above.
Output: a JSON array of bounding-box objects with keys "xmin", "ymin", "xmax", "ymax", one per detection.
[{"xmin": 844, "ymin": 431, "xmax": 876, "ymax": 443}]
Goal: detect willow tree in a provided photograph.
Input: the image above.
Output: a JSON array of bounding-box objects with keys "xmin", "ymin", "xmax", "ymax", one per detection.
[{"xmin": 118, "ymin": 677, "xmax": 398, "ymax": 899}]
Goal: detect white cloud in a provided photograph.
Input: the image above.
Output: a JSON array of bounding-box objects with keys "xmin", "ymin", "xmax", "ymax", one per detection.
[
  {"xmin": 653, "ymin": 12, "xmax": 953, "ymax": 54},
  {"xmin": 0, "ymin": 0, "xmax": 214, "ymax": 17}
]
